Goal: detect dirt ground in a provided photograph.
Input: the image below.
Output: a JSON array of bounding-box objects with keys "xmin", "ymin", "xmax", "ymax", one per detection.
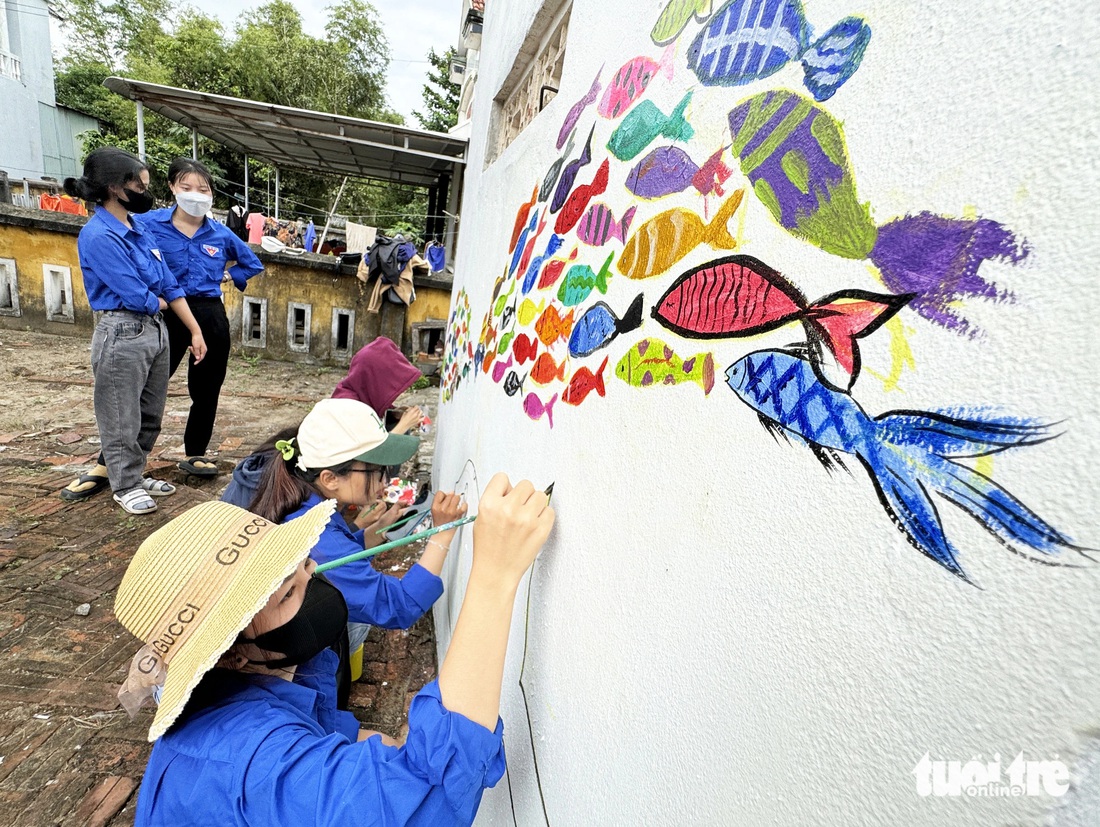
[{"xmin": 0, "ymin": 328, "xmax": 443, "ymax": 825}]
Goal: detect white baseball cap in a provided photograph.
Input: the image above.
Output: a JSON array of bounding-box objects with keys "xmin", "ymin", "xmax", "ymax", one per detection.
[{"xmin": 296, "ymin": 397, "xmax": 419, "ymax": 470}]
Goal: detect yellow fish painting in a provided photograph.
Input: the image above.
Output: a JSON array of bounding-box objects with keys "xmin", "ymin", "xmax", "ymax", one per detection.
[
  {"xmin": 518, "ymin": 298, "xmax": 547, "ymax": 327},
  {"xmin": 617, "ymin": 189, "xmax": 744, "ymax": 280}
]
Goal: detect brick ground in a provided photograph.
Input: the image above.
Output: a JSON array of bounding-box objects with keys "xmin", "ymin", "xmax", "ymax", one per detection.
[{"xmin": 0, "ymin": 339, "xmax": 441, "ymax": 825}]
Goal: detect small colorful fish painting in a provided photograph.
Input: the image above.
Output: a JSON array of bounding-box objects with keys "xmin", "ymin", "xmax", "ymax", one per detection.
[
  {"xmin": 522, "ymin": 235, "xmax": 565, "ymax": 294},
  {"xmin": 651, "ymin": 0, "xmax": 714, "ymax": 45},
  {"xmin": 598, "ymin": 46, "xmax": 675, "ymax": 119},
  {"xmin": 541, "ymin": 130, "xmax": 575, "ymax": 203},
  {"xmin": 626, "ymin": 145, "xmax": 700, "ymax": 199},
  {"xmin": 517, "ymin": 298, "xmax": 547, "ymax": 327},
  {"xmin": 618, "ymin": 189, "xmax": 744, "ymax": 280},
  {"xmin": 562, "ymin": 357, "xmax": 609, "ymax": 406},
  {"xmin": 726, "ymin": 350, "xmax": 1088, "ymax": 583},
  {"xmin": 559, "ymin": 69, "xmax": 602, "ymax": 150},
  {"xmin": 508, "ymin": 210, "xmax": 541, "ymax": 277},
  {"xmin": 728, "ymin": 90, "xmax": 1027, "ymax": 336},
  {"xmin": 568, "ymin": 294, "xmax": 644, "ymax": 358},
  {"xmin": 523, "ymin": 391, "xmax": 557, "ymax": 427},
  {"xmin": 688, "ymin": 0, "xmax": 871, "ymax": 102},
  {"xmin": 512, "ymin": 333, "xmax": 539, "ymax": 365},
  {"xmin": 555, "ymin": 159, "xmax": 610, "ymax": 235},
  {"xmin": 652, "ymin": 254, "xmax": 910, "ymax": 389},
  {"xmin": 551, "ymin": 126, "xmax": 595, "ymax": 213},
  {"xmin": 503, "ymin": 370, "xmax": 527, "ymax": 397},
  {"xmin": 608, "ymin": 92, "xmax": 695, "ymax": 161},
  {"xmin": 558, "ymin": 252, "xmax": 615, "ymax": 307},
  {"xmin": 578, "ymin": 204, "xmax": 637, "ymax": 247},
  {"xmin": 530, "ymin": 352, "xmax": 568, "ymax": 385},
  {"xmin": 509, "ymin": 185, "xmax": 539, "ymax": 253},
  {"xmin": 537, "ymin": 248, "xmax": 579, "ymax": 290},
  {"xmin": 616, "ymin": 338, "xmax": 715, "ymax": 395},
  {"xmin": 535, "ymin": 305, "xmax": 576, "ymax": 347},
  {"xmin": 692, "ymin": 146, "xmax": 733, "ymax": 196}
]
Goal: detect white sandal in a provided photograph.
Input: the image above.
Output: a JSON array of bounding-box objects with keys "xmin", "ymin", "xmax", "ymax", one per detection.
[
  {"xmin": 141, "ymin": 478, "xmax": 176, "ymax": 497},
  {"xmin": 114, "ymin": 488, "xmax": 157, "ymax": 514}
]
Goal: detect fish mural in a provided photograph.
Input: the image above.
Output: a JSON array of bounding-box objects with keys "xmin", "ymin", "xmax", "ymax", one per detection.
[
  {"xmin": 598, "ymin": 46, "xmax": 675, "ymax": 119},
  {"xmin": 728, "ymin": 90, "xmax": 1028, "ymax": 336},
  {"xmin": 441, "ymin": 289, "xmax": 473, "ymax": 402},
  {"xmin": 551, "ymin": 126, "xmax": 595, "ymax": 213},
  {"xmin": 608, "ymin": 92, "xmax": 695, "ymax": 161},
  {"xmin": 515, "ymin": 214, "xmax": 549, "ymax": 279},
  {"xmin": 616, "ymin": 338, "xmax": 716, "ymax": 395},
  {"xmin": 535, "ymin": 305, "xmax": 576, "ymax": 347},
  {"xmin": 687, "ymin": 0, "xmax": 871, "ymax": 102},
  {"xmin": 652, "ymin": 254, "xmax": 910, "ymax": 389},
  {"xmin": 555, "ymin": 159, "xmax": 611, "ymax": 235},
  {"xmin": 562, "ymin": 357, "xmax": 609, "ymax": 406},
  {"xmin": 517, "ymin": 298, "xmax": 547, "ymax": 327},
  {"xmin": 651, "ymin": 0, "xmax": 714, "ymax": 45},
  {"xmin": 558, "ymin": 252, "xmax": 615, "ymax": 307},
  {"xmin": 523, "ymin": 391, "xmax": 558, "ymax": 427},
  {"xmin": 540, "ymin": 129, "xmax": 575, "ymax": 203},
  {"xmin": 726, "ymin": 349, "xmax": 1088, "ymax": 583},
  {"xmin": 559, "ymin": 69, "xmax": 602, "ymax": 150},
  {"xmin": 491, "ymin": 355, "xmax": 514, "ymax": 384},
  {"xmin": 618, "ymin": 189, "xmax": 744, "ymax": 280},
  {"xmin": 522, "ymin": 235, "xmax": 566, "ymax": 294},
  {"xmin": 578, "ymin": 203, "xmax": 637, "ymax": 247},
  {"xmin": 530, "ymin": 352, "xmax": 568, "ymax": 385},
  {"xmin": 513, "ymin": 333, "xmax": 539, "ymax": 365},
  {"xmin": 692, "ymin": 146, "xmax": 734, "ymax": 196},
  {"xmin": 536, "ymin": 249, "xmax": 579, "ymax": 290},
  {"xmin": 503, "ymin": 370, "xmax": 527, "ymax": 397},
  {"xmin": 568, "ymin": 294, "xmax": 644, "ymax": 358},
  {"xmin": 508, "ymin": 210, "xmax": 542, "ymax": 277},
  {"xmin": 625, "ymin": 146, "xmax": 700, "ymax": 199},
  {"xmin": 509, "ymin": 185, "xmax": 539, "ymax": 253}
]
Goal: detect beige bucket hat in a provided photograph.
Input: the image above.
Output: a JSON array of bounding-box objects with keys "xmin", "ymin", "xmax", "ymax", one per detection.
[{"xmin": 114, "ymin": 499, "xmax": 336, "ymax": 741}]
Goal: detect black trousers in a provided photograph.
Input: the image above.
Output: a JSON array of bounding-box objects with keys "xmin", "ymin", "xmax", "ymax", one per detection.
[{"xmin": 164, "ymin": 297, "xmax": 232, "ymax": 457}]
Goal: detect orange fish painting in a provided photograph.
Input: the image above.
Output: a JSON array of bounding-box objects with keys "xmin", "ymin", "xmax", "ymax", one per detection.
[
  {"xmin": 530, "ymin": 352, "xmax": 567, "ymax": 385},
  {"xmin": 535, "ymin": 305, "xmax": 575, "ymax": 347},
  {"xmin": 617, "ymin": 189, "xmax": 744, "ymax": 280}
]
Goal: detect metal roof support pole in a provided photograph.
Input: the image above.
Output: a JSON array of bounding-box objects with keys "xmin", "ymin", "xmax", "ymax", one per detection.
[
  {"xmin": 136, "ymin": 100, "xmax": 146, "ymax": 162},
  {"xmin": 191, "ymin": 128, "xmax": 198, "ymax": 160},
  {"xmin": 243, "ymin": 155, "xmax": 249, "ymax": 212},
  {"xmin": 426, "ymin": 185, "xmax": 438, "ymax": 241},
  {"xmin": 318, "ymin": 175, "xmax": 349, "ymax": 254},
  {"xmin": 274, "ymin": 167, "xmax": 280, "ymax": 221},
  {"xmin": 442, "ymin": 167, "xmax": 459, "ymax": 266}
]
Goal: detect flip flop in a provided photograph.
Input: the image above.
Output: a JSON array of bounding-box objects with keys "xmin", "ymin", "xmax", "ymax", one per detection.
[
  {"xmin": 113, "ymin": 488, "xmax": 157, "ymax": 515},
  {"xmin": 178, "ymin": 457, "xmax": 220, "ymax": 478},
  {"xmin": 59, "ymin": 470, "xmax": 110, "ymax": 502},
  {"xmin": 141, "ymin": 478, "xmax": 176, "ymax": 496}
]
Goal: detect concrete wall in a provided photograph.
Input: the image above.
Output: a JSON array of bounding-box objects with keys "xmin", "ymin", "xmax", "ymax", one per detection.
[
  {"xmin": 0, "ymin": 0, "xmax": 59, "ymax": 181},
  {"xmin": 0, "ymin": 205, "xmax": 452, "ymax": 364},
  {"xmin": 433, "ymin": 1, "xmax": 1100, "ymax": 825}
]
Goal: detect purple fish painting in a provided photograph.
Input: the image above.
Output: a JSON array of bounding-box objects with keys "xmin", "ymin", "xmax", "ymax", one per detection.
[
  {"xmin": 728, "ymin": 89, "xmax": 1028, "ymax": 337},
  {"xmin": 577, "ymin": 203, "xmax": 638, "ymax": 246},
  {"xmin": 551, "ymin": 125, "xmax": 594, "ymax": 214},
  {"xmin": 626, "ymin": 146, "xmax": 701, "ymax": 199},
  {"xmin": 523, "ymin": 391, "xmax": 557, "ymax": 428},
  {"xmin": 540, "ymin": 129, "xmax": 575, "ymax": 204},
  {"xmin": 558, "ymin": 68, "xmax": 602, "ymax": 150}
]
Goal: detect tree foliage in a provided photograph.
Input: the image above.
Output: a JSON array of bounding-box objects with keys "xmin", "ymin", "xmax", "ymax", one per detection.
[
  {"xmin": 54, "ymin": 0, "xmax": 429, "ymax": 236},
  {"xmin": 414, "ymin": 47, "xmax": 461, "ymax": 133}
]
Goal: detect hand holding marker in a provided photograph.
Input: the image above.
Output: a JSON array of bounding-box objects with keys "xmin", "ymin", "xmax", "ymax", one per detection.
[{"xmin": 316, "ymin": 483, "xmax": 555, "ymax": 574}]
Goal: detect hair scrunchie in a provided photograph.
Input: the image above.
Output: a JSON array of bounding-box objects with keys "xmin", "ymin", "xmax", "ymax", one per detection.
[{"xmin": 274, "ymin": 438, "xmax": 297, "ymax": 462}]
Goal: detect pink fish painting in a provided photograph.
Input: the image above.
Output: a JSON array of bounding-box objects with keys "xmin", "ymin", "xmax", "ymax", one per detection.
[
  {"xmin": 692, "ymin": 146, "xmax": 734, "ymax": 196},
  {"xmin": 577, "ymin": 203, "xmax": 637, "ymax": 246},
  {"xmin": 523, "ymin": 392, "xmax": 557, "ymax": 427},
  {"xmin": 598, "ymin": 45, "xmax": 675, "ymax": 119}
]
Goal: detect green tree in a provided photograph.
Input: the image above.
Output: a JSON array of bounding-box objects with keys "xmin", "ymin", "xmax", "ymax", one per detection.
[{"xmin": 414, "ymin": 47, "xmax": 460, "ymax": 133}]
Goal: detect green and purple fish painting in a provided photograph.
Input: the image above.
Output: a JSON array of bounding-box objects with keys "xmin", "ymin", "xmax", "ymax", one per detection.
[{"xmin": 728, "ymin": 89, "xmax": 1029, "ymax": 337}]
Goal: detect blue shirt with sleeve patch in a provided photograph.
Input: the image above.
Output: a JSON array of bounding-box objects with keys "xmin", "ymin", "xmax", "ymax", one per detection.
[
  {"xmin": 135, "ymin": 649, "xmax": 506, "ymax": 826},
  {"xmin": 136, "ymin": 208, "xmax": 264, "ymax": 296},
  {"xmin": 76, "ymin": 208, "xmax": 184, "ymax": 314},
  {"xmin": 285, "ymin": 493, "xmax": 443, "ymax": 627}
]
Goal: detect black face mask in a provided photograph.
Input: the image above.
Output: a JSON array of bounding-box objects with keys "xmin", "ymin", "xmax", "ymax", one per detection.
[
  {"xmin": 118, "ymin": 187, "xmax": 155, "ymax": 214},
  {"xmin": 241, "ymin": 574, "xmax": 348, "ymax": 669}
]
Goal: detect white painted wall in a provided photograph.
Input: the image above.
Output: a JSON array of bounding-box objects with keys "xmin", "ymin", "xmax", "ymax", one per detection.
[{"xmin": 434, "ymin": 1, "xmax": 1100, "ymax": 825}]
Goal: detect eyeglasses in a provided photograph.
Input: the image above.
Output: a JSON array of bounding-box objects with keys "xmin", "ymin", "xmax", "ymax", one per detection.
[{"xmin": 348, "ymin": 466, "xmax": 387, "ymax": 485}]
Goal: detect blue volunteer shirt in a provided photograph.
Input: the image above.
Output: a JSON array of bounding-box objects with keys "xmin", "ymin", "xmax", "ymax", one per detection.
[
  {"xmin": 76, "ymin": 208, "xmax": 184, "ymax": 314},
  {"xmin": 137, "ymin": 207, "xmax": 264, "ymax": 296},
  {"xmin": 136, "ymin": 649, "xmax": 506, "ymax": 826},
  {"xmin": 285, "ymin": 493, "xmax": 444, "ymax": 628}
]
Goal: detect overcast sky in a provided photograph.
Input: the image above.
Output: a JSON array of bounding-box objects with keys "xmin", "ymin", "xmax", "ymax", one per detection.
[{"xmin": 184, "ymin": 0, "xmax": 462, "ymax": 125}]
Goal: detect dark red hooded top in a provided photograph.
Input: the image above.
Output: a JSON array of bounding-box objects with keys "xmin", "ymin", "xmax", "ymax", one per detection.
[{"xmin": 330, "ymin": 336, "xmax": 421, "ymax": 415}]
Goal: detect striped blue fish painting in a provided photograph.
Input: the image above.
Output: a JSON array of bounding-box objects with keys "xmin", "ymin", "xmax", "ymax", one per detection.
[{"xmin": 686, "ymin": 0, "xmax": 871, "ymax": 101}]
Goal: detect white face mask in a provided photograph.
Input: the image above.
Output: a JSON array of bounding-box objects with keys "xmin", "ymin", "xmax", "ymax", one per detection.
[{"xmin": 175, "ymin": 191, "xmax": 213, "ymax": 217}]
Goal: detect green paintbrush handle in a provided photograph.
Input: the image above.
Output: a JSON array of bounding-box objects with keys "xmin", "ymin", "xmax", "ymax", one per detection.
[{"xmin": 315, "ymin": 514, "xmax": 476, "ymax": 573}]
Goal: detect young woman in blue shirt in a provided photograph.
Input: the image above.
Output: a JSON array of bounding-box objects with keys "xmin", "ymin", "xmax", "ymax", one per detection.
[
  {"xmin": 60, "ymin": 148, "xmax": 208, "ymax": 515},
  {"xmin": 139, "ymin": 158, "xmax": 264, "ymax": 477},
  {"xmin": 114, "ymin": 420, "xmax": 555, "ymax": 825}
]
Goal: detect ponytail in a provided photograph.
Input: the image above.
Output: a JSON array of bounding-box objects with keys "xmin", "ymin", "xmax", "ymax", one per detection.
[
  {"xmin": 64, "ymin": 147, "xmax": 147, "ymax": 205},
  {"xmin": 247, "ymin": 427, "xmax": 357, "ymax": 523}
]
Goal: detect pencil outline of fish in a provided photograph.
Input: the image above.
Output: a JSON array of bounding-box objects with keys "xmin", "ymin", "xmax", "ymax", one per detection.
[
  {"xmin": 562, "ymin": 356, "xmax": 609, "ymax": 406},
  {"xmin": 725, "ymin": 349, "xmax": 1091, "ymax": 584},
  {"xmin": 598, "ymin": 45, "xmax": 675, "ymax": 119},
  {"xmin": 615, "ymin": 337, "xmax": 716, "ymax": 395},
  {"xmin": 651, "ymin": 253, "xmax": 912, "ymax": 390},
  {"xmin": 651, "ymin": 0, "xmax": 714, "ymax": 45},
  {"xmin": 568, "ymin": 293, "xmax": 644, "ymax": 358},
  {"xmin": 617, "ymin": 188, "xmax": 744, "ymax": 280},
  {"xmin": 559, "ymin": 67, "xmax": 602, "ymax": 150}
]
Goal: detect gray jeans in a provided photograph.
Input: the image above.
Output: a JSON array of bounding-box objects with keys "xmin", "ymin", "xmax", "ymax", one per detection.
[
  {"xmin": 91, "ymin": 310, "xmax": 169, "ymax": 494},
  {"xmin": 347, "ymin": 621, "xmax": 372, "ymax": 653}
]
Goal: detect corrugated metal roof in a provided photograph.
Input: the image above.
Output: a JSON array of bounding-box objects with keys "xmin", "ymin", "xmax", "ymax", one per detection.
[{"xmin": 103, "ymin": 77, "xmax": 467, "ymax": 187}]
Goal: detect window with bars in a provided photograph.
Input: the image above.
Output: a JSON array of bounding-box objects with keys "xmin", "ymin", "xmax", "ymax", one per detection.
[
  {"xmin": 287, "ymin": 302, "xmax": 312, "ymax": 353},
  {"xmin": 332, "ymin": 308, "xmax": 354, "ymax": 357},
  {"xmin": 43, "ymin": 265, "xmax": 73, "ymax": 322},
  {"xmin": 243, "ymin": 297, "xmax": 267, "ymax": 348},
  {"xmin": 489, "ymin": 1, "xmax": 571, "ymax": 165},
  {"xmin": 0, "ymin": 258, "xmax": 19, "ymax": 317}
]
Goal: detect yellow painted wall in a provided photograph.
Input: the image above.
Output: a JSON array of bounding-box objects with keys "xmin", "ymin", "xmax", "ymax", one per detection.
[
  {"xmin": 405, "ymin": 285, "xmax": 451, "ymax": 348},
  {"xmin": 0, "ymin": 222, "xmax": 92, "ymax": 332}
]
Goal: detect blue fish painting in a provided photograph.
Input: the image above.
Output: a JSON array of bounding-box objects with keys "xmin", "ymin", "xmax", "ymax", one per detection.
[
  {"xmin": 687, "ymin": 0, "xmax": 871, "ymax": 102},
  {"xmin": 568, "ymin": 293, "xmax": 644, "ymax": 358},
  {"xmin": 509, "ymin": 210, "xmax": 540, "ymax": 278},
  {"xmin": 726, "ymin": 349, "xmax": 1088, "ymax": 583},
  {"xmin": 522, "ymin": 234, "xmax": 565, "ymax": 295}
]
